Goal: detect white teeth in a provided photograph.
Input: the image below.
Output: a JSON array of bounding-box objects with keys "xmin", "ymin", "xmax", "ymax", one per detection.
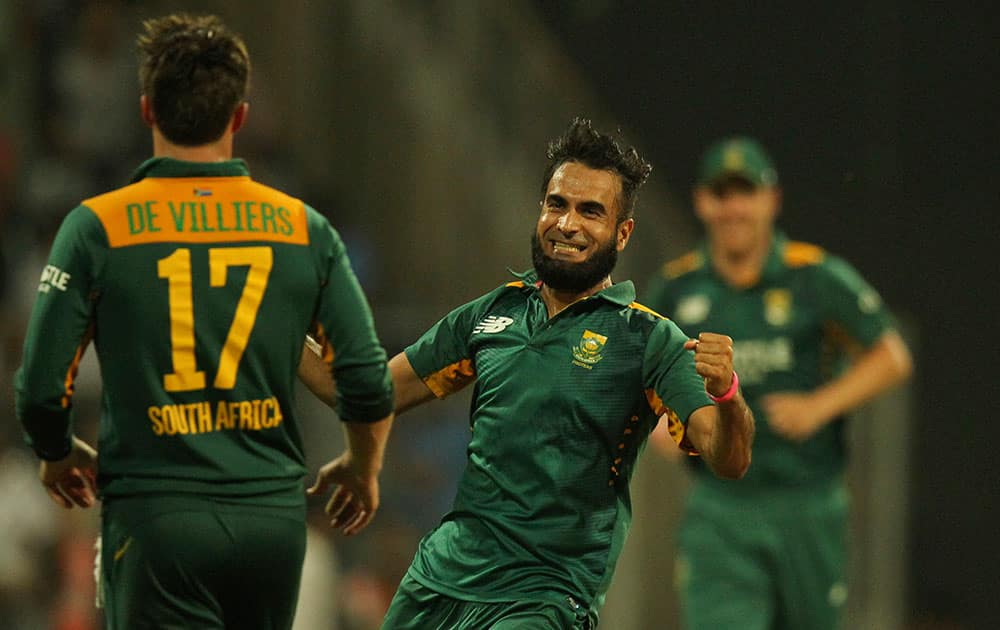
[{"xmin": 553, "ymin": 242, "xmax": 581, "ymax": 253}]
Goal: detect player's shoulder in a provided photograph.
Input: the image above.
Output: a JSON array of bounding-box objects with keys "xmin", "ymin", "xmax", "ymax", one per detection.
[
  {"xmin": 781, "ymin": 240, "xmax": 827, "ymax": 268},
  {"xmin": 658, "ymin": 249, "xmax": 705, "ymax": 280},
  {"xmin": 243, "ymin": 179, "xmax": 308, "ymax": 212},
  {"xmin": 624, "ymin": 300, "xmax": 667, "ymax": 321},
  {"xmin": 81, "ymin": 180, "xmax": 151, "ymax": 219}
]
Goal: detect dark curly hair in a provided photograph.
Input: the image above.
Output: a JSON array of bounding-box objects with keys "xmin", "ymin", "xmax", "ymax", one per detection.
[
  {"xmin": 540, "ymin": 118, "xmax": 653, "ymax": 225},
  {"xmin": 137, "ymin": 14, "xmax": 250, "ymax": 146}
]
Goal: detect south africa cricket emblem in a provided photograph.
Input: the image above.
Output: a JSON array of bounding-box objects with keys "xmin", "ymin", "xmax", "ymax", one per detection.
[
  {"xmin": 763, "ymin": 289, "xmax": 792, "ymax": 326},
  {"xmin": 572, "ymin": 330, "xmax": 607, "ymax": 368}
]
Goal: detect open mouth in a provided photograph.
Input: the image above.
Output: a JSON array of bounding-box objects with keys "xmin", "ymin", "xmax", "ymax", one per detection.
[{"xmin": 550, "ymin": 240, "xmax": 586, "ymax": 255}]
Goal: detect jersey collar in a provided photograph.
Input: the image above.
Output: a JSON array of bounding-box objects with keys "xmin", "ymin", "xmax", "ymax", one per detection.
[
  {"xmin": 508, "ymin": 268, "xmax": 636, "ymax": 306},
  {"xmin": 129, "ymin": 157, "xmax": 251, "ymax": 183}
]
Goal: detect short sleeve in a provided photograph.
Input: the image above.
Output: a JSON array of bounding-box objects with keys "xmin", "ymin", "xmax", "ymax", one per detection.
[
  {"xmin": 814, "ymin": 255, "xmax": 896, "ymax": 347},
  {"xmin": 642, "ymin": 318, "xmax": 713, "ymax": 451}
]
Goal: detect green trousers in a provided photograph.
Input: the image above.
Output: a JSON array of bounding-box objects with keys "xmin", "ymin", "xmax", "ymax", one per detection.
[
  {"xmin": 676, "ymin": 478, "xmax": 849, "ymax": 630},
  {"xmin": 100, "ymin": 494, "xmax": 306, "ymax": 630},
  {"xmin": 381, "ymin": 572, "xmax": 594, "ymax": 629}
]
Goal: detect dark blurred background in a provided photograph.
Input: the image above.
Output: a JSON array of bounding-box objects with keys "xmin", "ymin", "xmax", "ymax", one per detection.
[{"xmin": 0, "ymin": 1, "xmax": 995, "ymax": 629}]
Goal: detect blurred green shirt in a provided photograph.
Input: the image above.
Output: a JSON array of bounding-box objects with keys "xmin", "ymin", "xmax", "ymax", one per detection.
[
  {"xmin": 403, "ymin": 270, "xmax": 711, "ymax": 616},
  {"xmin": 645, "ymin": 231, "xmax": 895, "ymax": 490}
]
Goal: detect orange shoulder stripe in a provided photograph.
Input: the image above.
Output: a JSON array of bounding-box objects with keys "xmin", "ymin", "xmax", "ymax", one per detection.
[{"xmin": 423, "ymin": 359, "xmax": 475, "ymax": 399}]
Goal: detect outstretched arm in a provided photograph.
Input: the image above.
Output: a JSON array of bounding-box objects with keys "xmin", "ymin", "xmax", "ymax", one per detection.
[
  {"xmin": 684, "ymin": 333, "xmax": 755, "ymax": 479},
  {"xmin": 766, "ymin": 330, "xmax": 912, "ymax": 441},
  {"xmin": 298, "ymin": 343, "xmax": 438, "ymax": 417}
]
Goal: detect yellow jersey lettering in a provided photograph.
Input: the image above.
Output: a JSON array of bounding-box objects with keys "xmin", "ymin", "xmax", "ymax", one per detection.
[
  {"xmin": 147, "ymin": 397, "xmax": 283, "ymax": 436},
  {"xmin": 239, "ymin": 401, "xmax": 253, "ymax": 429},
  {"xmin": 149, "ymin": 406, "xmax": 164, "ymax": 435},
  {"xmin": 161, "ymin": 405, "xmax": 178, "ymax": 435},
  {"xmin": 272, "ymin": 399, "xmax": 284, "ymax": 427},
  {"xmin": 215, "ymin": 401, "xmax": 229, "ymax": 431},
  {"xmin": 251, "ymin": 399, "xmax": 262, "ymax": 429}
]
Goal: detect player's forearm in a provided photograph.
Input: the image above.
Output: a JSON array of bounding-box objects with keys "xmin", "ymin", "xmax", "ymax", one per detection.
[
  {"xmin": 706, "ymin": 392, "xmax": 755, "ymax": 479},
  {"xmin": 342, "ymin": 414, "xmax": 394, "ymax": 475},
  {"xmin": 389, "ymin": 352, "xmax": 436, "ymax": 415},
  {"xmin": 811, "ymin": 331, "xmax": 913, "ymax": 423}
]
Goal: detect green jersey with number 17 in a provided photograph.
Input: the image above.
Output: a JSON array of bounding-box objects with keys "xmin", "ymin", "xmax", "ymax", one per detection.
[{"xmin": 15, "ymin": 157, "xmax": 394, "ymax": 501}]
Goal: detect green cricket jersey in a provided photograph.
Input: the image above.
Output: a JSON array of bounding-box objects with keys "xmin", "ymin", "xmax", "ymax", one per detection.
[
  {"xmin": 15, "ymin": 157, "xmax": 393, "ymax": 501},
  {"xmin": 402, "ymin": 270, "xmax": 712, "ymax": 617},
  {"xmin": 645, "ymin": 231, "xmax": 895, "ymax": 489}
]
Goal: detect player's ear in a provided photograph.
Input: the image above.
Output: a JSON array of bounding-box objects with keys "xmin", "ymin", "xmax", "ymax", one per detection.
[
  {"xmin": 767, "ymin": 185, "xmax": 782, "ymax": 219},
  {"xmin": 616, "ymin": 217, "xmax": 635, "ymax": 251},
  {"xmin": 231, "ymin": 102, "xmax": 249, "ymax": 133},
  {"xmin": 139, "ymin": 95, "xmax": 155, "ymax": 128},
  {"xmin": 692, "ymin": 186, "xmax": 711, "ymax": 221}
]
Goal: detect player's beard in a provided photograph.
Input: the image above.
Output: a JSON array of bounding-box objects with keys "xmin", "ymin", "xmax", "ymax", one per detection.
[{"xmin": 531, "ymin": 231, "xmax": 618, "ymax": 293}]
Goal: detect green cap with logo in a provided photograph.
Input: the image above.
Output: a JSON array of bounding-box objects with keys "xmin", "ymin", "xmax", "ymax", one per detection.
[{"xmin": 698, "ymin": 136, "xmax": 778, "ymax": 187}]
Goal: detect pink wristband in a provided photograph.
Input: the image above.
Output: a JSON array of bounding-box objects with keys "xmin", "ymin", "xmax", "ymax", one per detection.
[{"xmin": 708, "ymin": 371, "xmax": 739, "ymax": 403}]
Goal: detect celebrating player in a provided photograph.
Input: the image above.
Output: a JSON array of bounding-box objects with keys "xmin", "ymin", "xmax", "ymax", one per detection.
[
  {"xmin": 15, "ymin": 13, "xmax": 394, "ymax": 630},
  {"xmin": 304, "ymin": 118, "xmax": 755, "ymax": 629}
]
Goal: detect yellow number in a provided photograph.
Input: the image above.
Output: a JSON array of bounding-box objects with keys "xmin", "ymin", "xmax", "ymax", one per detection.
[
  {"xmin": 158, "ymin": 249, "xmax": 206, "ymax": 391},
  {"xmin": 209, "ymin": 247, "xmax": 273, "ymax": 388},
  {"xmin": 158, "ymin": 247, "xmax": 273, "ymax": 391}
]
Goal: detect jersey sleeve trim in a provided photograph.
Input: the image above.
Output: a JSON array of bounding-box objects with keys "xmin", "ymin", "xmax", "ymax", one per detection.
[
  {"xmin": 422, "ymin": 359, "xmax": 476, "ymax": 399},
  {"xmin": 627, "ymin": 301, "xmax": 666, "ymax": 318},
  {"xmin": 61, "ymin": 323, "xmax": 95, "ymax": 408},
  {"xmin": 646, "ymin": 389, "xmax": 698, "ymax": 454}
]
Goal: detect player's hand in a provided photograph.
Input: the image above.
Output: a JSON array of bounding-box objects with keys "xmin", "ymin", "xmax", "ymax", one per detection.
[
  {"xmin": 306, "ymin": 451, "xmax": 380, "ymax": 536},
  {"xmin": 763, "ymin": 392, "xmax": 829, "ymax": 442},
  {"xmin": 40, "ymin": 436, "xmax": 98, "ymax": 509},
  {"xmin": 685, "ymin": 333, "xmax": 735, "ymax": 398}
]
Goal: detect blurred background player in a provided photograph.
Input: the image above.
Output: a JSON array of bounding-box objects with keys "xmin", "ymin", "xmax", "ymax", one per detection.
[
  {"xmin": 645, "ymin": 136, "xmax": 912, "ymax": 630},
  {"xmin": 14, "ymin": 13, "xmax": 394, "ymax": 630}
]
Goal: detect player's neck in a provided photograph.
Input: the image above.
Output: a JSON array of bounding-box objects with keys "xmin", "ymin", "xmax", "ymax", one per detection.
[
  {"xmin": 710, "ymin": 234, "xmax": 771, "ymax": 289},
  {"xmin": 152, "ymin": 129, "xmax": 235, "ymax": 163},
  {"xmin": 540, "ymin": 276, "xmax": 612, "ymax": 318}
]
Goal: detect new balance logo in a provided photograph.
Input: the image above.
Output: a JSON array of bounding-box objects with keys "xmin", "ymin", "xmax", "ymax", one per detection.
[{"xmin": 473, "ymin": 315, "xmax": 514, "ymax": 334}]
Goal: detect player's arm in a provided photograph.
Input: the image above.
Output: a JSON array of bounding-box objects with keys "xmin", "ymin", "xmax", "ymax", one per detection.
[
  {"xmin": 305, "ymin": 216, "xmax": 395, "ymax": 534},
  {"xmin": 14, "ymin": 206, "xmax": 105, "ymax": 508},
  {"xmin": 766, "ymin": 330, "xmax": 912, "ymax": 441},
  {"xmin": 767, "ymin": 257, "xmax": 913, "ymax": 441},
  {"xmin": 684, "ymin": 333, "xmax": 755, "ymax": 479},
  {"xmin": 389, "ymin": 352, "xmax": 437, "ymax": 414},
  {"xmin": 298, "ymin": 336, "xmax": 336, "ymax": 407}
]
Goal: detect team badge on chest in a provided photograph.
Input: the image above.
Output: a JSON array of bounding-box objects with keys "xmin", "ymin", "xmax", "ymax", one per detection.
[
  {"xmin": 572, "ymin": 330, "xmax": 607, "ymax": 368},
  {"xmin": 763, "ymin": 289, "xmax": 793, "ymax": 326}
]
